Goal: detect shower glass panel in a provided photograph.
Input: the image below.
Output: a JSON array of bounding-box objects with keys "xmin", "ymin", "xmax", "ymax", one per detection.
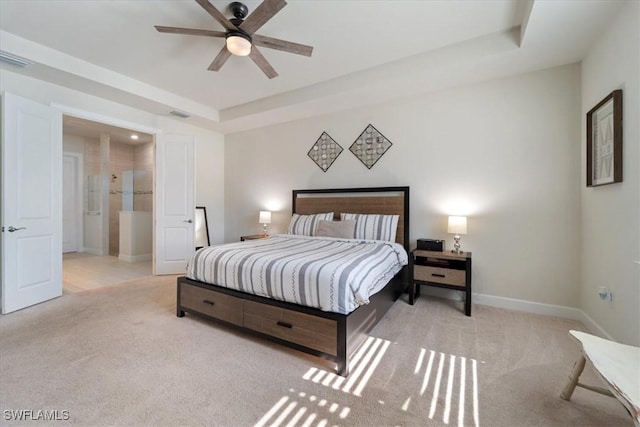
[
  {"xmin": 122, "ymin": 170, "xmax": 134, "ymax": 211},
  {"xmin": 133, "ymin": 170, "xmax": 152, "ymax": 211}
]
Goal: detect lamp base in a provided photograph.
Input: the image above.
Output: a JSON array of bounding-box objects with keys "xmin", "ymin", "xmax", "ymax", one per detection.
[{"xmin": 451, "ymin": 234, "xmax": 463, "ymax": 254}]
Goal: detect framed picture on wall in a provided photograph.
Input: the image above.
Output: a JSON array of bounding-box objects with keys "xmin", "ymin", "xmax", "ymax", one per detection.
[{"xmin": 586, "ymin": 89, "xmax": 622, "ymax": 187}]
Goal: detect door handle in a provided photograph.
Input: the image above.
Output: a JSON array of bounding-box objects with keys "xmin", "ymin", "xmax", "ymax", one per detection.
[
  {"xmin": 184, "ymin": 219, "xmax": 193, "ymax": 223},
  {"xmin": 6, "ymin": 226, "xmax": 27, "ymax": 232}
]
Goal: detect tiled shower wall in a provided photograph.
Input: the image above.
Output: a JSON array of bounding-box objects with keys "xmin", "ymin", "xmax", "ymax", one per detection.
[
  {"xmin": 133, "ymin": 142, "xmax": 153, "ymax": 212},
  {"xmin": 84, "ymin": 138, "xmax": 101, "ymax": 178}
]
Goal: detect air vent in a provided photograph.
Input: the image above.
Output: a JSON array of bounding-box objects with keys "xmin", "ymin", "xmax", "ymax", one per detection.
[
  {"xmin": 170, "ymin": 110, "xmax": 190, "ymax": 119},
  {"xmin": 0, "ymin": 51, "xmax": 31, "ymax": 68}
]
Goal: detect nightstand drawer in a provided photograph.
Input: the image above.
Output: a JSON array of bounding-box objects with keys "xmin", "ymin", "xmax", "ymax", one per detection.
[
  {"xmin": 414, "ymin": 265, "xmax": 466, "ymax": 288},
  {"xmin": 180, "ymin": 283, "xmax": 244, "ymax": 326}
]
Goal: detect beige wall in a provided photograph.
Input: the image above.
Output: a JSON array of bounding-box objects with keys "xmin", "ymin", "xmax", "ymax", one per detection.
[
  {"xmin": 580, "ymin": 0, "xmax": 640, "ymax": 346},
  {"xmin": 225, "ymin": 64, "xmax": 582, "ymax": 309}
]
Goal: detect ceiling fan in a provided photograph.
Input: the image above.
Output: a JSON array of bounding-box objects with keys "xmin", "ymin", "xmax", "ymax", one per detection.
[{"xmin": 155, "ymin": 0, "xmax": 313, "ymax": 79}]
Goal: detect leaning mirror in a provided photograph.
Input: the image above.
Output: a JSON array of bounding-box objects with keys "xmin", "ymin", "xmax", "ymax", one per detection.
[{"xmin": 195, "ymin": 206, "xmax": 210, "ymax": 249}]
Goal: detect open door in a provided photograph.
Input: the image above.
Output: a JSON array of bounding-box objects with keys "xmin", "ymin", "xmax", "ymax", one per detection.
[
  {"xmin": 154, "ymin": 134, "xmax": 195, "ymax": 275},
  {"xmin": 1, "ymin": 92, "xmax": 63, "ymax": 314}
]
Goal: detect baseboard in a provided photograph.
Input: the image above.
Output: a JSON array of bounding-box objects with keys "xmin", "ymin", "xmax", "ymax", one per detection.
[
  {"xmin": 118, "ymin": 253, "xmax": 152, "ymax": 263},
  {"xmin": 472, "ymin": 292, "xmax": 614, "ymax": 340},
  {"xmin": 473, "ymin": 293, "xmax": 582, "ymax": 320},
  {"xmin": 577, "ymin": 310, "xmax": 615, "ymax": 341}
]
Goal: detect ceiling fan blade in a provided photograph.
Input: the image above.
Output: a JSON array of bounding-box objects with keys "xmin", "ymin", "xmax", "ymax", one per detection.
[
  {"xmin": 155, "ymin": 26, "xmax": 226, "ymax": 38},
  {"xmin": 195, "ymin": 0, "xmax": 236, "ymax": 31},
  {"xmin": 240, "ymin": 0, "xmax": 287, "ymax": 35},
  {"xmin": 208, "ymin": 46, "xmax": 232, "ymax": 71},
  {"xmin": 249, "ymin": 47, "xmax": 278, "ymax": 79},
  {"xmin": 252, "ymin": 34, "xmax": 313, "ymax": 57}
]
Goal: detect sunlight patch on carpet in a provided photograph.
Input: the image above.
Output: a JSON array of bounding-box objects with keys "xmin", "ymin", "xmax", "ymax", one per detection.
[
  {"xmin": 301, "ymin": 336, "xmax": 390, "ymax": 396},
  {"xmin": 407, "ymin": 348, "xmax": 480, "ymax": 427},
  {"xmin": 254, "ymin": 388, "xmax": 350, "ymax": 427}
]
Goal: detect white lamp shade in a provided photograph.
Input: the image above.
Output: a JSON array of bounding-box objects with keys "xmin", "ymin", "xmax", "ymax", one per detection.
[
  {"xmin": 226, "ymin": 35, "xmax": 252, "ymax": 56},
  {"xmin": 259, "ymin": 211, "xmax": 272, "ymax": 224},
  {"xmin": 447, "ymin": 215, "xmax": 467, "ymax": 234}
]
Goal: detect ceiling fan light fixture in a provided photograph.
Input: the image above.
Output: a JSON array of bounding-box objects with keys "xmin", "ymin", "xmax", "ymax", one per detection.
[
  {"xmin": 226, "ymin": 32, "xmax": 252, "ymax": 56},
  {"xmin": 154, "ymin": 0, "xmax": 313, "ymax": 77}
]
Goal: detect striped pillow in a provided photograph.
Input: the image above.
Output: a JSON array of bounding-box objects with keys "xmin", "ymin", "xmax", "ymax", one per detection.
[
  {"xmin": 287, "ymin": 212, "xmax": 334, "ymax": 236},
  {"xmin": 340, "ymin": 213, "xmax": 399, "ymax": 242}
]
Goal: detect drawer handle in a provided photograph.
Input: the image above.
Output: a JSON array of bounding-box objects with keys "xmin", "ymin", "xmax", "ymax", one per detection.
[
  {"xmin": 276, "ymin": 321, "xmax": 293, "ymax": 329},
  {"xmin": 202, "ymin": 299, "xmax": 215, "ymax": 306},
  {"xmin": 431, "ymin": 273, "xmax": 446, "ymax": 278}
]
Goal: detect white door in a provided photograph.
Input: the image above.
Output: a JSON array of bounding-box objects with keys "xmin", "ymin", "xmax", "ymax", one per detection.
[
  {"xmin": 154, "ymin": 134, "xmax": 195, "ymax": 275},
  {"xmin": 62, "ymin": 154, "xmax": 79, "ymax": 253},
  {"xmin": 1, "ymin": 92, "xmax": 63, "ymax": 314}
]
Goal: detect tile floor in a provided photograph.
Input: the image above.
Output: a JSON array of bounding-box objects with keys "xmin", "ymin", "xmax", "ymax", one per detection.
[{"xmin": 63, "ymin": 252, "xmax": 152, "ymax": 293}]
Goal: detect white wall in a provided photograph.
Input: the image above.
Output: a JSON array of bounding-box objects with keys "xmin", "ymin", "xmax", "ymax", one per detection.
[
  {"xmin": 580, "ymin": 0, "xmax": 640, "ymax": 346},
  {"xmin": 225, "ymin": 64, "xmax": 582, "ymax": 309},
  {"xmin": 195, "ymin": 134, "xmax": 225, "ymax": 244},
  {"xmin": 1, "ymin": 70, "xmax": 226, "ymax": 247}
]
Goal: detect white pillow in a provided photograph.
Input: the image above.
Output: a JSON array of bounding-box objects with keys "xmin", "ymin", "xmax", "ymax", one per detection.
[
  {"xmin": 314, "ymin": 220, "xmax": 356, "ymax": 239},
  {"xmin": 287, "ymin": 212, "xmax": 334, "ymax": 236},
  {"xmin": 340, "ymin": 213, "xmax": 399, "ymax": 242}
]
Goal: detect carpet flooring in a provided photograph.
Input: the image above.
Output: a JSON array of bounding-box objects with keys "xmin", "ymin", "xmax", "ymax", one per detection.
[{"xmin": 0, "ymin": 275, "xmax": 632, "ymax": 426}]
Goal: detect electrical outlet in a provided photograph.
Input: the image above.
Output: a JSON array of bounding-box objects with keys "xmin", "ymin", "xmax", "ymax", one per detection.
[
  {"xmin": 597, "ymin": 286, "xmax": 613, "ymax": 303},
  {"xmin": 597, "ymin": 286, "xmax": 608, "ymax": 300}
]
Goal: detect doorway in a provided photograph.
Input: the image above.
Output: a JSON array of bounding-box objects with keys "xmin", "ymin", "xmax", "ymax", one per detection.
[
  {"xmin": 2, "ymin": 92, "xmax": 196, "ymax": 312},
  {"xmin": 62, "ymin": 115, "xmax": 154, "ymax": 293}
]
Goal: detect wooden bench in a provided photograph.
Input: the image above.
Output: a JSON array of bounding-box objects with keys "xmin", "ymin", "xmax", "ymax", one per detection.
[{"xmin": 560, "ymin": 330, "xmax": 640, "ymax": 426}]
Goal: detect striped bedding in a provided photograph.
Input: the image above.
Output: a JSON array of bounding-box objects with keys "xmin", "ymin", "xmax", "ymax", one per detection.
[{"xmin": 186, "ymin": 234, "xmax": 408, "ymax": 315}]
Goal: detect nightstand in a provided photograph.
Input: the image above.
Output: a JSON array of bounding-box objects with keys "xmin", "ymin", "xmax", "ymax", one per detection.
[
  {"xmin": 409, "ymin": 249, "xmax": 472, "ymax": 316},
  {"xmin": 240, "ymin": 234, "xmax": 268, "ymax": 241}
]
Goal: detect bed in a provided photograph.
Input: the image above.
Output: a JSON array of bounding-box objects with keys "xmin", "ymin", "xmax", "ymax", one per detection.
[{"xmin": 176, "ymin": 186, "xmax": 410, "ymax": 376}]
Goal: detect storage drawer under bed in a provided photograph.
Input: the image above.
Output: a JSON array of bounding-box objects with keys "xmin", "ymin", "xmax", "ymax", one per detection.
[
  {"xmin": 243, "ymin": 300, "xmax": 338, "ymax": 355},
  {"xmin": 180, "ymin": 282, "xmax": 244, "ymax": 326}
]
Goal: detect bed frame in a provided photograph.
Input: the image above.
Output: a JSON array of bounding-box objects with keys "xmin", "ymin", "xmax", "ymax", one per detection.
[{"xmin": 176, "ymin": 186, "xmax": 410, "ymax": 376}]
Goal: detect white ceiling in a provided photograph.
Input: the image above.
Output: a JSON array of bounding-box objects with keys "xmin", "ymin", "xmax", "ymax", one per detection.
[{"xmin": 0, "ymin": 0, "xmax": 625, "ymax": 134}]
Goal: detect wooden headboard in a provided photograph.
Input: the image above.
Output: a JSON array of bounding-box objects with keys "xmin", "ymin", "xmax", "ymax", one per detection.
[{"xmin": 292, "ymin": 186, "xmax": 410, "ymax": 251}]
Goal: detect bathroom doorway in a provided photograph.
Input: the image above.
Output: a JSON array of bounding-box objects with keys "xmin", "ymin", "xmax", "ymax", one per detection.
[{"xmin": 62, "ymin": 115, "xmax": 154, "ymax": 292}]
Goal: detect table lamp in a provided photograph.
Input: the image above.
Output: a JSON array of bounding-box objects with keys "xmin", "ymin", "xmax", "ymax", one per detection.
[
  {"xmin": 447, "ymin": 215, "xmax": 467, "ymax": 254},
  {"xmin": 259, "ymin": 211, "xmax": 271, "ymax": 236}
]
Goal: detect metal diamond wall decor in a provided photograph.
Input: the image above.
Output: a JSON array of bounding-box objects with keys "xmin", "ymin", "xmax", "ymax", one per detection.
[
  {"xmin": 307, "ymin": 132, "xmax": 343, "ymax": 172},
  {"xmin": 350, "ymin": 124, "xmax": 393, "ymax": 169}
]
